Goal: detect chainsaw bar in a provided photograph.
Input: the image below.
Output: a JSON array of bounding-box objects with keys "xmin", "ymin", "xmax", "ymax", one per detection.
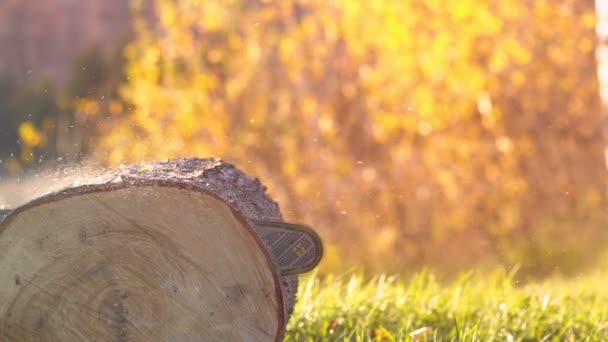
[{"xmin": 253, "ymin": 220, "xmax": 323, "ymax": 276}]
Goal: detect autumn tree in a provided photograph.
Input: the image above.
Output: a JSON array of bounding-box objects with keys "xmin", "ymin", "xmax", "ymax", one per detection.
[{"xmin": 91, "ymin": 0, "xmax": 605, "ymax": 276}]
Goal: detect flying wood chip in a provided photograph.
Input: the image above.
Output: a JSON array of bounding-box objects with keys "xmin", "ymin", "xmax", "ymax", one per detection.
[{"xmin": 0, "ymin": 158, "xmax": 323, "ymax": 342}]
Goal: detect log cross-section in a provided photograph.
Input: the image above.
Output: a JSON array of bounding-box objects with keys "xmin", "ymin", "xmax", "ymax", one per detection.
[{"xmin": 0, "ymin": 158, "xmax": 316, "ymax": 342}]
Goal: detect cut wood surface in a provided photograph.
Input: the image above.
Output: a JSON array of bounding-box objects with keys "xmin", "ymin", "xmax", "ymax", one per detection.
[{"xmin": 0, "ymin": 158, "xmax": 313, "ymax": 341}]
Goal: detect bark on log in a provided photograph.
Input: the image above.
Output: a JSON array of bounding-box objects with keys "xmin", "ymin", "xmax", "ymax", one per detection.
[{"xmin": 0, "ymin": 158, "xmax": 314, "ymax": 341}]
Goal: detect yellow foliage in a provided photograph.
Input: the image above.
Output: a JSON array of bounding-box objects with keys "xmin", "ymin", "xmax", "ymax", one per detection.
[
  {"xmin": 75, "ymin": 99, "xmax": 99, "ymax": 117},
  {"xmin": 90, "ymin": 0, "xmax": 606, "ymax": 275},
  {"xmin": 18, "ymin": 121, "xmax": 43, "ymax": 148}
]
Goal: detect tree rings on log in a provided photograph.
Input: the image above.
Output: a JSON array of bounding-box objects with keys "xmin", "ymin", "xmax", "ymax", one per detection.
[{"xmin": 0, "ymin": 158, "xmax": 322, "ymax": 341}]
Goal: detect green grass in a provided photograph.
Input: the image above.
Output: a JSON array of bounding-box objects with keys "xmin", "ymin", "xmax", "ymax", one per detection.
[{"xmin": 285, "ymin": 269, "xmax": 608, "ymax": 341}]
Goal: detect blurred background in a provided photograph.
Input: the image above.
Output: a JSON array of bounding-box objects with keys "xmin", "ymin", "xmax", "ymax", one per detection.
[{"xmin": 0, "ymin": 0, "xmax": 607, "ymax": 279}]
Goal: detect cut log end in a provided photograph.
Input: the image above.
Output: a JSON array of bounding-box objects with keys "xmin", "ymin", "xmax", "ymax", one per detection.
[{"xmin": 0, "ymin": 183, "xmax": 285, "ymax": 341}]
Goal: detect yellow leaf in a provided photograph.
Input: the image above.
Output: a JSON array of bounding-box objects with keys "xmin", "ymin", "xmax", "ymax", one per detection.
[{"xmin": 18, "ymin": 121, "xmax": 43, "ymax": 147}]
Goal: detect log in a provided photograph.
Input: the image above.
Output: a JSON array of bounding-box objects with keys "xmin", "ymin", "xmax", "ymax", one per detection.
[{"xmin": 0, "ymin": 158, "xmax": 322, "ymax": 341}]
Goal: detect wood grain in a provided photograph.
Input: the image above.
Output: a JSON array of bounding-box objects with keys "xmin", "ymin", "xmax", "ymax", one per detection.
[{"xmin": 0, "ymin": 183, "xmax": 285, "ymax": 341}]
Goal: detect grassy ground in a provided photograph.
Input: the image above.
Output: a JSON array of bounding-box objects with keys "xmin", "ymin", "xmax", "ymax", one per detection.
[{"xmin": 285, "ymin": 270, "xmax": 608, "ymax": 341}]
